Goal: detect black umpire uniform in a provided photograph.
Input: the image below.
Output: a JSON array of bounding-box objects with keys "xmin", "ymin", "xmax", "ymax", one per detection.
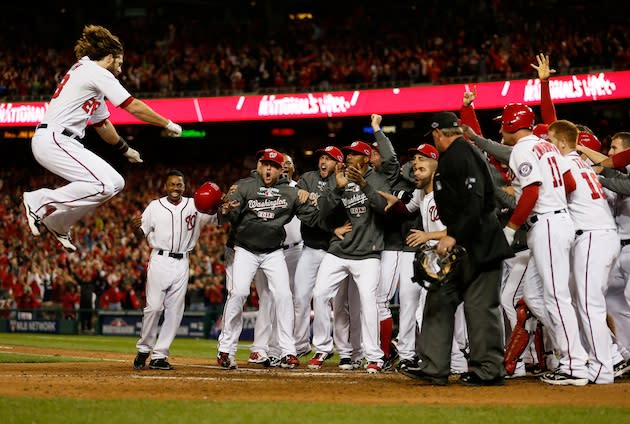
[{"xmin": 410, "ymin": 112, "xmax": 513, "ymax": 385}]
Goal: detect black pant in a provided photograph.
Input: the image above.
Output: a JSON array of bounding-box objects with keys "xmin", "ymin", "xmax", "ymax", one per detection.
[{"xmin": 416, "ymin": 265, "xmax": 505, "ymax": 380}]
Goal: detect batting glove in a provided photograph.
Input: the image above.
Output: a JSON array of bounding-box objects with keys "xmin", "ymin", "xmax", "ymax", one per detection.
[
  {"xmin": 165, "ymin": 120, "xmax": 182, "ymax": 137},
  {"xmin": 503, "ymin": 226, "xmax": 516, "ymax": 246},
  {"xmin": 124, "ymin": 147, "xmax": 143, "ymax": 163}
]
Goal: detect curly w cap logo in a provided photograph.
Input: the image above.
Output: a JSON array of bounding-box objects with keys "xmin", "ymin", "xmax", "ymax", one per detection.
[{"xmin": 518, "ymin": 162, "xmax": 533, "ymax": 177}]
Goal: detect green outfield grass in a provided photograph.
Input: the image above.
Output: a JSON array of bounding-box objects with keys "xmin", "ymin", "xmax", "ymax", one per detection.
[
  {"xmin": 1, "ymin": 398, "xmax": 627, "ymax": 424},
  {"xmin": 1, "ymin": 333, "xmax": 629, "ymax": 423}
]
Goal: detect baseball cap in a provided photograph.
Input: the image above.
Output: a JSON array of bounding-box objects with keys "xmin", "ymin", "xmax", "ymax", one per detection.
[
  {"xmin": 256, "ymin": 148, "xmax": 284, "ymax": 167},
  {"xmin": 343, "ymin": 140, "xmax": 372, "ymax": 157},
  {"xmin": 577, "ymin": 131, "xmax": 602, "ymax": 152},
  {"xmin": 408, "ymin": 143, "xmax": 440, "ymax": 160},
  {"xmin": 371, "ymin": 141, "xmax": 380, "ymax": 152},
  {"xmin": 315, "ymin": 146, "xmax": 344, "ymax": 162},
  {"xmin": 424, "ymin": 111, "xmax": 460, "ymax": 136},
  {"xmin": 532, "ymin": 123, "xmax": 549, "ymax": 140}
]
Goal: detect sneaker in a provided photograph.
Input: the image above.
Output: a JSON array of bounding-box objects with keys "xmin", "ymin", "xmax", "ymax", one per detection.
[
  {"xmin": 307, "ymin": 352, "xmax": 331, "ymax": 369},
  {"xmin": 338, "ymin": 357, "xmax": 353, "ymax": 370},
  {"xmin": 614, "ymin": 358, "xmax": 630, "ymax": 378},
  {"xmin": 22, "ymin": 195, "xmax": 41, "ymax": 236},
  {"xmin": 268, "ymin": 356, "xmax": 281, "ymax": 367},
  {"xmin": 149, "ymin": 358, "xmax": 173, "ymax": 370},
  {"xmin": 133, "ymin": 351, "xmax": 149, "ymax": 370},
  {"xmin": 248, "ymin": 351, "xmax": 270, "ymax": 366},
  {"xmin": 280, "ymin": 354, "xmax": 299, "ymax": 369},
  {"xmin": 217, "ymin": 352, "xmax": 237, "ymax": 369},
  {"xmin": 42, "ymin": 222, "xmax": 77, "ymax": 252},
  {"xmin": 540, "ymin": 370, "xmax": 588, "ymax": 386},
  {"xmin": 525, "ymin": 363, "xmax": 547, "ymax": 376},
  {"xmin": 352, "ymin": 359, "xmax": 363, "ymax": 370},
  {"xmin": 366, "ymin": 362, "xmax": 382, "ymax": 374},
  {"xmin": 382, "ymin": 354, "xmax": 397, "ymax": 372},
  {"xmin": 396, "ymin": 358, "xmax": 416, "ymax": 373}
]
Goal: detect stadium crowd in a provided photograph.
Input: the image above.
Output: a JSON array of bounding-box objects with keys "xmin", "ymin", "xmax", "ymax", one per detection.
[
  {"xmin": 0, "ymin": 161, "xmax": 252, "ymax": 330},
  {"xmin": 1, "ymin": 1, "xmax": 629, "ymax": 100}
]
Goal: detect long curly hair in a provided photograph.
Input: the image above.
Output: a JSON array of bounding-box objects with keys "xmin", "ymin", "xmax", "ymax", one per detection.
[{"xmin": 73, "ymin": 25, "xmax": 124, "ymax": 60}]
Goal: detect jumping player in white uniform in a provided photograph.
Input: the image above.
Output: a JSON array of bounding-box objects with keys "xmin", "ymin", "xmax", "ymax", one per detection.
[
  {"xmin": 22, "ymin": 25, "xmax": 182, "ymax": 252},
  {"xmin": 500, "ymin": 103, "xmax": 589, "ymax": 386},
  {"xmin": 547, "ymin": 120, "xmax": 623, "ymax": 383},
  {"xmin": 132, "ymin": 170, "xmax": 217, "ymax": 370}
]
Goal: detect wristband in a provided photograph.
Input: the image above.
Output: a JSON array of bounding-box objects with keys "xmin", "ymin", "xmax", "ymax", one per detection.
[{"xmin": 114, "ymin": 137, "xmax": 129, "ymax": 153}]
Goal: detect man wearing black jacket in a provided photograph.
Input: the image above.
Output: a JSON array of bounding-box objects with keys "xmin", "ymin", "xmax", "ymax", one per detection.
[{"xmin": 402, "ymin": 112, "xmax": 513, "ymax": 386}]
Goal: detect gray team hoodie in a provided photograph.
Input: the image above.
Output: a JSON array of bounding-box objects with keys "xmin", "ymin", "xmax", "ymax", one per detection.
[{"xmin": 318, "ymin": 167, "xmax": 391, "ymax": 259}]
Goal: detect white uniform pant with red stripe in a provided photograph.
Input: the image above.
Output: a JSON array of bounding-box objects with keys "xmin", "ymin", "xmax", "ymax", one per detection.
[
  {"xmin": 136, "ymin": 252, "xmax": 189, "ymax": 359},
  {"xmin": 607, "ymin": 244, "xmax": 630, "ymax": 354},
  {"xmin": 572, "ymin": 229, "xmax": 620, "ymax": 383},
  {"xmin": 523, "ymin": 212, "xmax": 589, "ymax": 378},
  {"xmin": 26, "ymin": 130, "xmax": 124, "ymax": 234},
  {"xmin": 311, "ymin": 254, "xmax": 383, "ymax": 363}
]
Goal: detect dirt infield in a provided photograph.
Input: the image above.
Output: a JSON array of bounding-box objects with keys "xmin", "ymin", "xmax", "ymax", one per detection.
[{"xmin": 1, "ymin": 345, "xmax": 630, "ymax": 406}]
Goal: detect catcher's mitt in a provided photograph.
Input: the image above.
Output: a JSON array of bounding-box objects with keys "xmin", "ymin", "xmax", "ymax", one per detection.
[{"xmin": 412, "ymin": 244, "xmax": 468, "ymax": 291}]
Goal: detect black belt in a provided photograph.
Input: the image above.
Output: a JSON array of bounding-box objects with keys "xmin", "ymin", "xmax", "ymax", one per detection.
[
  {"xmin": 282, "ymin": 241, "xmax": 302, "ymax": 250},
  {"xmin": 36, "ymin": 123, "xmax": 79, "ymax": 139},
  {"xmin": 529, "ymin": 209, "xmax": 566, "ymax": 224},
  {"xmin": 622, "ymin": 239, "xmax": 630, "ymax": 247},
  {"xmin": 157, "ymin": 249, "xmax": 186, "ymax": 259}
]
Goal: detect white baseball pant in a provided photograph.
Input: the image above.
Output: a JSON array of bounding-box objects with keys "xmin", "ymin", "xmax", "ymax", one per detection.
[
  {"xmin": 218, "ymin": 247, "xmax": 296, "ymax": 357},
  {"xmin": 136, "ymin": 251, "xmax": 189, "ymax": 360},
  {"xmin": 26, "ymin": 130, "xmax": 124, "ymax": 234},
  {"xmin": 311, "ymin": 254, "xmax": 383, "ymax": 363}
]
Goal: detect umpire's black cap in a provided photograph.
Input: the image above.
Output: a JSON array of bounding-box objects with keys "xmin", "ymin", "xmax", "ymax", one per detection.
[{"xmin": 424, "ymin": 111, "xmax": 460, "ymax": 136}]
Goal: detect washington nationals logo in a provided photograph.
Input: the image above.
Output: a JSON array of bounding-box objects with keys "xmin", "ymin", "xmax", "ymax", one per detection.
[
  {"xmin": 518, "ymin": 162, "xmax": 533, "ymax": 177},
  {"xmin": 428, "ymin": 205, "xmax": 440, "ymax": 222},
  {"xmin": 185, "ymin": 212, "xmax": 197, "ymax": 231}
]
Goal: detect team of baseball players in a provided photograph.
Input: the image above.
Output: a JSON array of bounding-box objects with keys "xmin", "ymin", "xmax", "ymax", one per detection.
[{"xmin": 21, "ymin": 31, "xmax": 630, "ymax": 384}]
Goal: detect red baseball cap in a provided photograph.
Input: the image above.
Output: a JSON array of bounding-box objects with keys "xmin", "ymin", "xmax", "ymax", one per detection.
[
  {"xmin": 343, "ymin": 140, "xmax": 372, "ymax": 157},
  {"xmin": 256, "ymin": 148, "xmax": 284, "ymax": 167},
  {"xmin": 408, "ymin": 144, "xmax": 439, "ymax": 160},
  {"xmin": 532, "ymin": 123, "xmax": 549, "ymax": 140},
  {"xmin": 315, "ymin": 146, "xmax": 344, "ymax": 162},
  {"xmin": 578, "ymin": 132, "xmax": 602, "ymax": 152}
]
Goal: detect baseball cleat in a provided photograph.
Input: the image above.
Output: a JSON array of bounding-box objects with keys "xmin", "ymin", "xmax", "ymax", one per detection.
[
  {"xmin": 338, "ymin": 357, "xmax": 354, "ymax": 371},
  {"xmin": 217, "ymin": 352, "xmax": 237, "ymax": 369},
  {"xmin": 366, "ymin": 362, "xmax": 382, "ymax": 374},
  {"xmin": 133, "ymin": 351, "xmax": 150, "ymax": 370},
  {"xmin": 614, "ymin": 358, "xmax": 630, "ymax": 378},
  {"xmin": 22, "ymin": 195, "xmax": 41, "ymax": 236},
  {"xmin": 280, "ymin": 354, "xmax": 299, "ymax": 369},
  {"xmin": 149, "ymin": 358, "xmax": 174, "ymax": 370},
  {"xmin": 42, "ymin": 222, "xmax": 77, "ymax": 252},
  {"xmin": 248, "ymin": 351, "xmax": 271, "ymax": 367},
  {"xmin": 268, "ymin": 356, "xmax": 281, "ymax": 368},
  {"xmin": 307, "ymin": 352, "xmax": 330, "ymax": 369},
  {"xmin": 539, "ymin": 370, "xmax": 588, "ymax": 386}
]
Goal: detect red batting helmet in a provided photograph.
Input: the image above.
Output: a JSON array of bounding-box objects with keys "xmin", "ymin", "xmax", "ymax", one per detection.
[
  {"xmin": 494, "ymin": 103, "xmax": 535, "ymax": 133},
  {"xmin": 577, "ymin": 131, "xmax": 602, "ymax": 152},
  {"xmin": 194, "ymin": 181, "xmax": 223, "ymax": 214}
]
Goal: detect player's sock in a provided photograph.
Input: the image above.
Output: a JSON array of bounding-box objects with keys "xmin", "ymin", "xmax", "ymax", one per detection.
[{"xmin": 380, "ymin": 317, "xmax": 393, "ymax": 357}]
